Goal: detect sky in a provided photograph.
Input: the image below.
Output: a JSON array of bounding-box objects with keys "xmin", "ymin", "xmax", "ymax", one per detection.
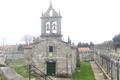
[{"xmin": 0, "ymin": 0, "xmax": 120, "ymax": 45}]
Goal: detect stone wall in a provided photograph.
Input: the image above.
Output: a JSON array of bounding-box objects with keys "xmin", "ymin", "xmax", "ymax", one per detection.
[
  {"xmin": 79, "ymin": 52, "xmax": 94, "ymax": 61},
  {"xmin": 24, "ymin": 48, "xmax": 32, "ymax": 65},
  {"xmin": 24, "ymin": 38, "xmax": 77, "ymax": 77},
  {"xmin": 0, "ymin": 67, "xmax": 24, "ymax": 80}
]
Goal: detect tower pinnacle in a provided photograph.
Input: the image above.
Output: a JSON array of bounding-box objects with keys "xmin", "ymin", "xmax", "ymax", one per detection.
[{"xmin": 50, "ymin": 0, "xmax": 52, "ymax": 8}]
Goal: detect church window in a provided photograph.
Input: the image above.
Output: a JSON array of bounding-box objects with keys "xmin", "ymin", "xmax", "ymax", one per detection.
[{"xmin": 49, "ymin": 46, "xmax": 53, "ymax": 52}]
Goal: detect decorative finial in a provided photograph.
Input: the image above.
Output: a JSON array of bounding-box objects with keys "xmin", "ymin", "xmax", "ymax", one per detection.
[
  {"xmin": 59, "ymin": 10, "xmax": 61, "ymax": 16},
  {"xmin": 50, "ymin": 0, "xmax": 52, "ymax": 8},
  {"xmin": 68, "ymin": 36, "xmax": 71, "ymax": 44}
]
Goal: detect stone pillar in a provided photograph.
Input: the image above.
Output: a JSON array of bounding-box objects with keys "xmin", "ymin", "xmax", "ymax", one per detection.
[
  {"xmin": 106, "ymin": 59, "xmax": 109, "ymax": 74},
  {"xmin": 111, "ymin": 60, "xmax": 113, "ymax": 80},
  {"xmin": 116, "ymin": 61, "xmax": 119, "ymax": 80},
  {"xmin": 118, "ymin": 63, "xmax": 120, "ymax": 80}
]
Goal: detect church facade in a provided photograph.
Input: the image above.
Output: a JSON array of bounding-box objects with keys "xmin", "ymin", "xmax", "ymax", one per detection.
[{"xmin": 24, "ymin": 1, "xmax": 77, "ymax": 77}]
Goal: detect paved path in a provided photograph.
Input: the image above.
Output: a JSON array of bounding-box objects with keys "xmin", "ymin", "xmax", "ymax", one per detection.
[{"xmin": 90, "ymin": 61, "xmax": 106, "ymax": 80}]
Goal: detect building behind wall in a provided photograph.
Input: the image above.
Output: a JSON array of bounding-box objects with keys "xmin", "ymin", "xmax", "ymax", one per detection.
[
  {"xmin": 78, "ymin": 47, "xmax": 94, "ymax": 61},
  {"xmin": 24, "ymin": 1, "xmax": 77, "ymax": 77}
]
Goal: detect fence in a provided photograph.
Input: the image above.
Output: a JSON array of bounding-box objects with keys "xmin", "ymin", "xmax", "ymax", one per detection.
[
  {"xmin": 4, "ymin": 51, "xmax": 24, "ymax": 59},
  {"xmin": 95, "ymin": 50, "xmax": 120, "ymax": 80},
  {"xmin": 4, "ymin": 51, "xmax": 24, "ymax": 65}
]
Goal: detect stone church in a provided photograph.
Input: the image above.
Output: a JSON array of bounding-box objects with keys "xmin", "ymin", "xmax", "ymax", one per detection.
[{"xmin": 24, "ymin": 1, "xmax": 77, "ymax": 77}]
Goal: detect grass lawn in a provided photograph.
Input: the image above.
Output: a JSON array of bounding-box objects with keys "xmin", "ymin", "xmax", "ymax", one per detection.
[
  {"xmin": 14, "ymin": 65, "xmax": 29, "ymax": 78},
  {"xmin": 10, "ymin": 60, "xmax": 95, "ymax": 80},
  {"xmin": 72, "ymin": 62, "xmax": 95, "ymax": 80},
  {"xmin": 9, "ymin": 59, "xmax": 29, "ymax": 78},
  {"xmin": 10, "ymin": 60, "xmax": 37, "ymax": 80}
]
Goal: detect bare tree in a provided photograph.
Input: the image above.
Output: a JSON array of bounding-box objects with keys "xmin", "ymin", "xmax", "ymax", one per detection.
[
  {"xmin": 22, "ymin": 34, "xmax": 33, "ymax": 45},
  {"xmin": 113, "ymin": 33, "xmax": 120, "ymax": 50}
]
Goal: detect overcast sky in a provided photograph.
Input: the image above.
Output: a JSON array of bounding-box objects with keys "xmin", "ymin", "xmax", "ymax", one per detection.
[{"xmin": 0, "ymin": 0, "xmax": 120, "ymax": 45}]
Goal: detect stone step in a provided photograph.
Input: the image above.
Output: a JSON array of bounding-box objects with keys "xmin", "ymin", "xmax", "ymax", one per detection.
[{"xmin": 48, "ymin": 76, "xmax": 71, "ymax": 80}]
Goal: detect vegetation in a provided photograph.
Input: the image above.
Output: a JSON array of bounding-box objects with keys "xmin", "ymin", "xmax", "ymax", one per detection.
[
  {"xmin": 78, "ymin": 42, "xmax": 94, "ymax": 48},
  {"xmin": 10, "ymin": 59, "xmax": 37, "ymax": 80},
  {"xmin": 9, "ymin": 59, "xmax": 29, "ymax": 78},
  {"xmin": 72, "ymin": 62, "xmax": 95, "ymax": 80},
  {"xmin": 95, "ymin": 40, "xmax": 114, "ymax": 49},
  {"xmin": 22, "ymin": 34, "xmax": 33, "ymax": 45},
  {"xmin": 113, "ymin": 33, "xmax": 120, "ymax": 49},
  {"xmin": 10, "ymin": 60, "xmax": 95, "ymax": 80},
  {"xmin": 14, "ymin": 65, "xmax": 29, "ymax": 78}
]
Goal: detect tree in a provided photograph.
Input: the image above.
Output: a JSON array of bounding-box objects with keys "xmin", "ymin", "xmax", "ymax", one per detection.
[
  {"xmin": 22, "ymin": 34, "xmax": 33, "ymax": 45},
  {"xmin": 113, "ymin": 33, "xmax": 120, "ymax": 49},
  {"xmin": 78, "ymin": 42, "xmax": 94, "ymax": 47},
  {"xmin": 90, "ymin": 42, "xmax": 94, "ymax": 47},
  {"xmin": 17, "ymin": 44, "xmax": 24, "ymax": 51}
]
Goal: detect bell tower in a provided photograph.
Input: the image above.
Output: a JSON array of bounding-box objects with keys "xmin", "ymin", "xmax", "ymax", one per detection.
[{"xmin": 41, "ymin": 0, "xmax": 62, "ymax": 39}]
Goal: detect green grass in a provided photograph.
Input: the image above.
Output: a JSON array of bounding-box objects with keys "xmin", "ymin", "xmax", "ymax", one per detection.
[
  {"xmin": 14, "ymin": 65, "xmax": 29, "ymax": 78},
  {"xmin": 10, "ymin": 60, "xmax": 95, "ymax": 80},
  {"xmin": 9, "ymin": 59, "xmax": 29, "ymax": 78},
  {"xmin": 14, "ymin": 65, "xmax": 36, "ymax": 80},
  {"xmin": 15, "ymin": 65, "xmax": 37, "ymax": 80},
  {"xmin": 72, "ymin": 62, "xmax": 95, "ymax": 80},
  {"xmin": 10, "ymin": 59, "xmax": 36, "ymax": 79}
]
